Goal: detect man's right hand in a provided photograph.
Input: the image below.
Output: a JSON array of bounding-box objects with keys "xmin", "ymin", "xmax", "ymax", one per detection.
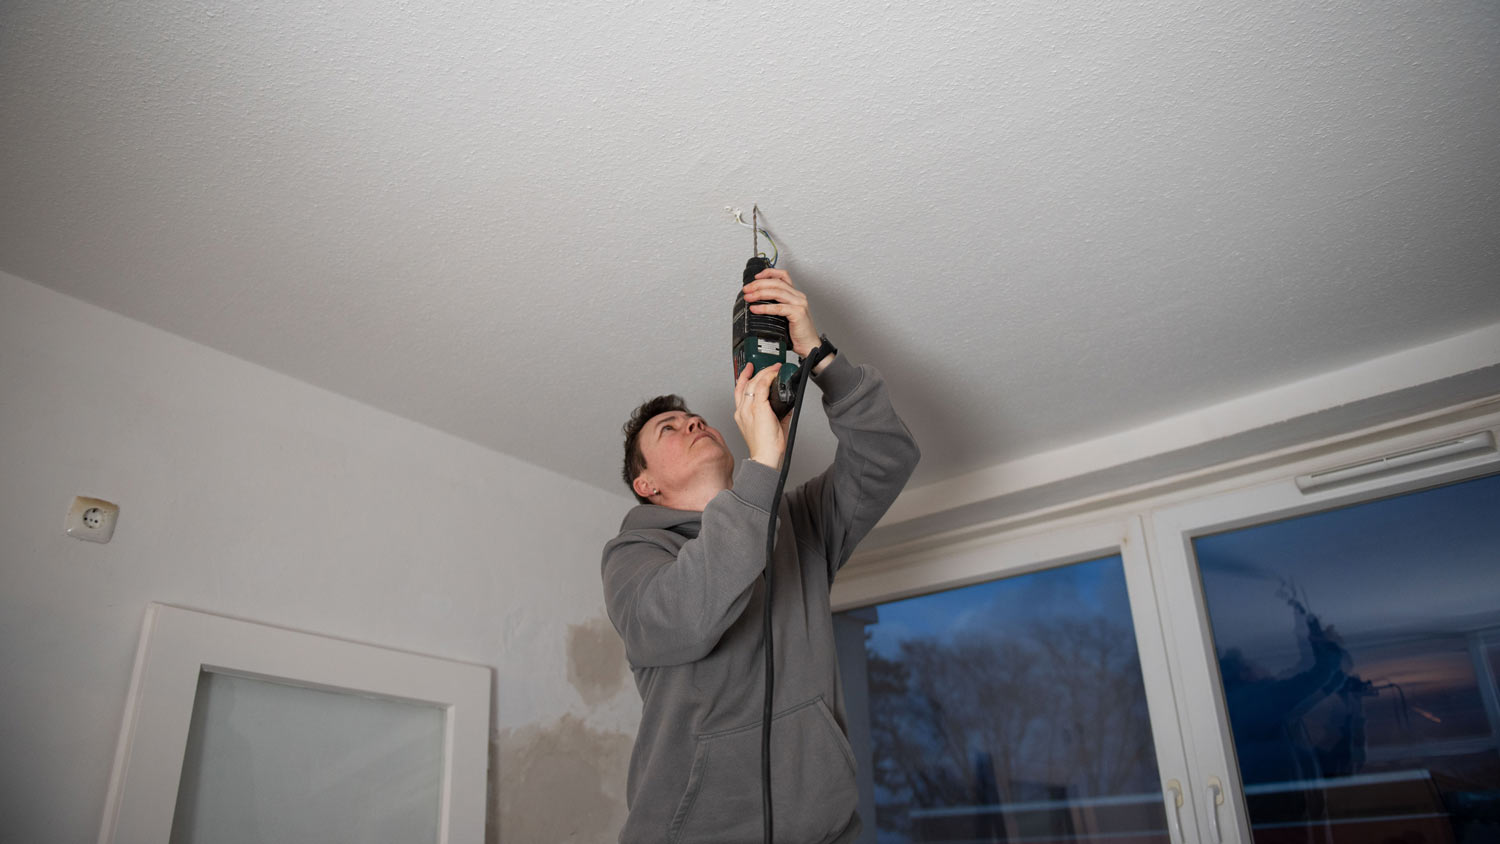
[{"xmin": 734, "ymin": 363, "xmax": 788, "ymax": 469}]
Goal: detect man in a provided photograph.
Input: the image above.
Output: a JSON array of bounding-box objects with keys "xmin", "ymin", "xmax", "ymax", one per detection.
[{"xmin": 601, "ymin": 267, "xmax": 919, "ymax": 844}]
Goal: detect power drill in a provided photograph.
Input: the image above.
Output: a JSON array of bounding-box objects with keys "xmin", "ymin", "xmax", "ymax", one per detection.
[{"xmin": 732, "ymin": 256, "xmax": 802, "ymax": 417}]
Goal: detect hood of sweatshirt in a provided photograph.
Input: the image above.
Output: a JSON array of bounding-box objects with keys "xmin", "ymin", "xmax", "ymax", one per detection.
[{"xmin": 618, "ymin": 503, "xmax": 702, "ymax": 539}]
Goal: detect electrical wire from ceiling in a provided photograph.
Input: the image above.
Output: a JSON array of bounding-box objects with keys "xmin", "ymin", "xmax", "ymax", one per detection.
[{"xmin": 729, "ymin": 205, "xmax": 779, "ymax": 267}]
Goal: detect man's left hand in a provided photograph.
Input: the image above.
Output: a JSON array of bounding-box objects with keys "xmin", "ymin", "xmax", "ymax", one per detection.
[{"xmin": 743, "ymin": 269, "xmax": 820, "ymax": 360}]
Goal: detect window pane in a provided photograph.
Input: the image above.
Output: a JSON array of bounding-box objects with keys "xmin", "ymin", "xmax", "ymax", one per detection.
[
  {"xmin": 1194, "ymin": 471, "xmax": 1500, "ymax": 843},
  {"xmin": 170, "ymin": 671, "xmax": 445, "ymax": 844},
  {"xmin": 836, "ymin": 555, "xmax": 1168, "ymax": 844}
]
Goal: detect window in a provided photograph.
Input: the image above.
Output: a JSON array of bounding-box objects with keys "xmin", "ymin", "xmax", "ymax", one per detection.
[
  {"xmin": 837, "ymin": 555, "xmax": 1172, "ymax": 843},
  {"xmin": 1193, "ymin": 471, "xmax": 1500, "ymax": 842}
]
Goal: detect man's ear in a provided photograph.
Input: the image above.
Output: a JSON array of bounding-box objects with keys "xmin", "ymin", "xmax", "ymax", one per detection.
[{"xmin": 632, "ymin": 474, "xmax": 656, "ymax": 501}]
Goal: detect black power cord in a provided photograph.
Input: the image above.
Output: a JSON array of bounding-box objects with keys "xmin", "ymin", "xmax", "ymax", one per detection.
[{"xmin": 760, "ymin": 343, "xmax": 826, "ymax": 844}]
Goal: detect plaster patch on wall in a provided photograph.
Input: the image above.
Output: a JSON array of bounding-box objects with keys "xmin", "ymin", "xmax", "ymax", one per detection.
[
  {"xmin": 493, "ymin": 714, "xmax": 632, "ymax": 844},
  {"xmin": 566, "ymin": 614, "xmax": 628, "ymax": 706}
]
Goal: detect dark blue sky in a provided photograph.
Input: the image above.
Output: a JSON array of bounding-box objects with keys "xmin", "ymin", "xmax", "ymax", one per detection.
[
  {"xmin": 858, "ymin": 472, "xmax": 1499, "ymax": 675},
  {"xmin": 1195, "ymin": 471, "xmax": 1500, "ymax": 673},
  {"xmin": 864, "ymin": 554, "xmax": 1133, "ymax": 659}
]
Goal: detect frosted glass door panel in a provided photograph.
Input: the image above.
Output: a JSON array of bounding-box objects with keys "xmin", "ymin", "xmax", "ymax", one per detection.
[{"xmin": 170, "ymin": 671, "xmax": 445, "ymax": 844}]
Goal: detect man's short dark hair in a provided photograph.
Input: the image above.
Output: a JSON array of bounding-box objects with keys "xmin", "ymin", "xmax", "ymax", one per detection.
[{"xmin": 622, "ymin": 394, "xmax": 691, "ymax": 504}]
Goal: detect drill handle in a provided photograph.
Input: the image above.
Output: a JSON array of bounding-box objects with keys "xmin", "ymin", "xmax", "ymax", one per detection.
[{"xmin": 743, "ymin": 256, "xmax": 769, "ymax": 287}]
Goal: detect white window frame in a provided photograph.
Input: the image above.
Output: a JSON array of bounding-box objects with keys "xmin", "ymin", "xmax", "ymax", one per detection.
[
  {"xmin": 832, "ymin": 514, "xmax": 1200, "ymax": 844},
  {"xmin": 98, "ymin": 603, "xmax": 491, "ymax": 844},
  {"xmin": 1147, "ymin": 416, "xmax": 1500, "ymax": 844}
]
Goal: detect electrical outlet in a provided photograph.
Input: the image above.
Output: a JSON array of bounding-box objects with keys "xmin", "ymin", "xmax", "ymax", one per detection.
[{"xmin": 66, "ymin": 496, "xmax": 119, "ymax": 543}]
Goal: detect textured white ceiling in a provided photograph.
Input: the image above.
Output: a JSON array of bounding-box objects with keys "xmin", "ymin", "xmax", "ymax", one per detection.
[{"xmin": 4, "ymin": 0, "xmax": 1499, "ymax": 508}]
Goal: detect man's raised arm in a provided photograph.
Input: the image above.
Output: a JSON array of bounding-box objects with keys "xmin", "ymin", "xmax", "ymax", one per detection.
[
  {"xmin": 603, "ymin": 458, "xmax": 785, "ymax": 667},
  {"xmin": 791, "ymin": 352, "xmax": 920, "ymax": 578}
]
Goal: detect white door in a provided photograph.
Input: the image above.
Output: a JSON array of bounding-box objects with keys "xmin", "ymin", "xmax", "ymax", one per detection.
[{"xmin": 99, "ymin": 603, "xmax": 492, "ymax": 844}]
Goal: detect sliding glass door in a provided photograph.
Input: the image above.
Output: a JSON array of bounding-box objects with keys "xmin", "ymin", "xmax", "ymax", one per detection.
[{"xmin": 1152, "ymin": 445, "xmax": 1500, "ymax": 843}]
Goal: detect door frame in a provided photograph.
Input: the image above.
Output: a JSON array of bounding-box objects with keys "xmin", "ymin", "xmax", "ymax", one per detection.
[{"xmin": 98, "ymin": 603, "xmax": 492, "ymax": 844}]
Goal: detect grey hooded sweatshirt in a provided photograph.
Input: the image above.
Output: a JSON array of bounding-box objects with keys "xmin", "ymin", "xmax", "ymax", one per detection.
[{"xmin": 602, "ymin": 353, "xmax": 919, "ymax": 844}]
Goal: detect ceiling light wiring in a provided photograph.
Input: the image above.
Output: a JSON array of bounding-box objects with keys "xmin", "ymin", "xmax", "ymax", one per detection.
[{"xmin": 728, "ymin": 205, "xmax": 779, "ymax": 267}]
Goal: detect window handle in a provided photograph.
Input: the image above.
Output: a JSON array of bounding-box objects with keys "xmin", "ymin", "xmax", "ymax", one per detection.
[
  {"xmin": 1164, "ymin": 779, "xmax": 1185, "ymax": 843},
  {"xmin": 1206, "ymin": 776, "xmax": 1226, "ymax": 843}
]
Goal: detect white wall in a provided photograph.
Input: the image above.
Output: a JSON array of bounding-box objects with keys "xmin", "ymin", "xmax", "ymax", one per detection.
[{"xmin": 0, "ymin": 271, "xmax": 642, "ymax": 843}]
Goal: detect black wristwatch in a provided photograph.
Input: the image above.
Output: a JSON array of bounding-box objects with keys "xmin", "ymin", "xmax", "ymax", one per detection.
[{"xmin": 811, "ymin": 334, "xmax": 837, "ymax": 369}]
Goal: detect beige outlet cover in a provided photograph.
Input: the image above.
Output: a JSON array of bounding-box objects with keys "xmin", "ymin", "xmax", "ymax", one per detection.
[{"xmin": 65, "ymin": 496, "xmax": 119, "ymax": 543}]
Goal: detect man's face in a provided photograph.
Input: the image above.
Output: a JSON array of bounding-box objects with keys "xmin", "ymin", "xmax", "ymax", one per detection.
[{"xmin": 635, "ymin": 410, "xmax": 733, "ymax": 498}]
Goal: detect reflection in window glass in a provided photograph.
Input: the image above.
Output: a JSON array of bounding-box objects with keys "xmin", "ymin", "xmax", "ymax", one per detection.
[
  {"xmin": 836, "ymin": 555, "xmax": 1167, "ymax": 843},
  {"xmin": 1195, "ymin": 471, "xmax": 1500, "ymax": 843}
]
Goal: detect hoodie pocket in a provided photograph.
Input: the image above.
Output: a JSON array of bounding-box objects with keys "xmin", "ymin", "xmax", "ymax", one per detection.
[{"xmin": 668, "ymin": 697, "xmax": 858, "ymax": 844}]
